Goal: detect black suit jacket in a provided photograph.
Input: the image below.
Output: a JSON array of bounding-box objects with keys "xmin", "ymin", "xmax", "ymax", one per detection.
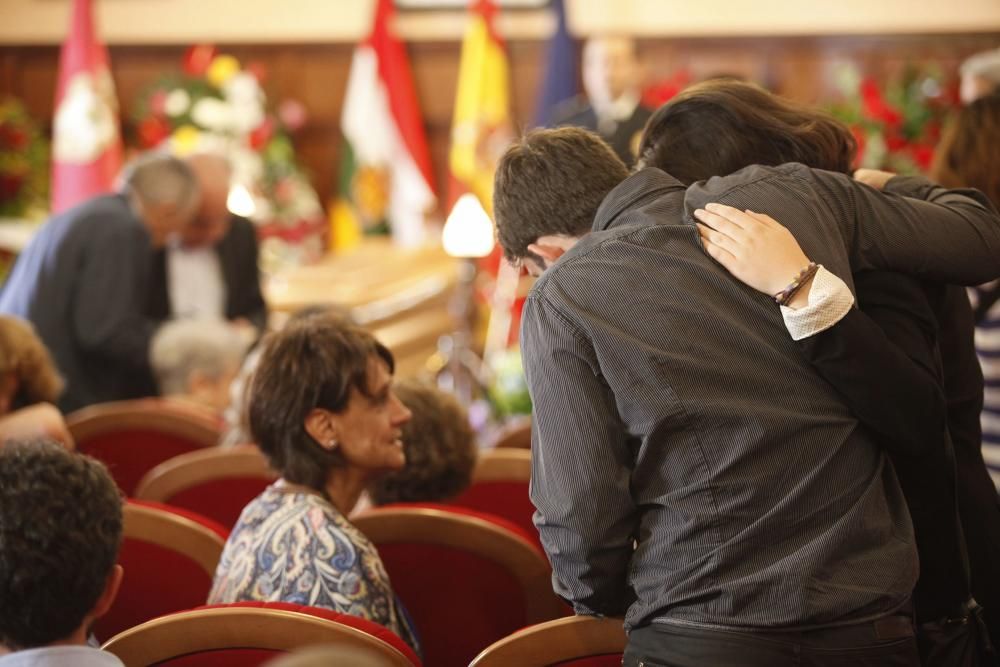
[
  {"xmin": 147, "ymin": 215, "xmax": 268, "ymax": 331},
  {"xmin": 798, "ymin": 271, "xmax": 1000, "ymax": 637},
  {"xmin": 548, "ymin": 95, "xmax": 652, "ymax": 166},
  {"xmin": 0, "ymin": 194, "xmax": 157, "ymax": 411}
]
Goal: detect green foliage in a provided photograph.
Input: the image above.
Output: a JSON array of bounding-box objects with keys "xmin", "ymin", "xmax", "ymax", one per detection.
[
  {"xmin": 0, "ymin": 98, "xmax": 49, "ymax": 219},
  {"xmin": 488, "ymin": 347, "xmax": 532, "ymax": 417},
  {"xmin": 826, "ymin": 63, "xmax": 958, "ymax": 175}
]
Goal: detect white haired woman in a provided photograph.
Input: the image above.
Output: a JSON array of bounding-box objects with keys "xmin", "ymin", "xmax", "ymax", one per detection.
[{"xmin": 150, "ymin": 318, "xmax": 250, "ymax": 416}]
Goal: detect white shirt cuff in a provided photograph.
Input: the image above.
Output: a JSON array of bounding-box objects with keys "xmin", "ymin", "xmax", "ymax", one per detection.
[{"xmin": 780, "ymin": 265, "xmax": 855, "ymax": 341}]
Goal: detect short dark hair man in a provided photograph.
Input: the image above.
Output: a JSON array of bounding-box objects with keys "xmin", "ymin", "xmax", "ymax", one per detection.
[
  {"xmin": 0, "ymin": 439, "xmax": 124, "ymax": 666},
  {"xmin": 493, "ymin": 126, "xmax": 1000, "ymax": 665}
]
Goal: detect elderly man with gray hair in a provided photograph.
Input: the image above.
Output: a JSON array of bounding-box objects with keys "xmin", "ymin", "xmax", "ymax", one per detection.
[{"xmin": 0, "ymin": 152, "xmax": 200, "ymax": 411}]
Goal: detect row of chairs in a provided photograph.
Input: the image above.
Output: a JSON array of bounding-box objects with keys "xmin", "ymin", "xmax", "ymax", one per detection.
[
  {"xmin": 101, "ymin": 601, "xmax": 626, "ymax": 666},
  {"xmin": 104, "ymin": 602, "xmax": 421, "ymax": 666},
  {"xmin": 66, "ymin": 398, "xmax": 224, "ymax": 495},
  {"xmin": 132, "ymin": 444, "xmax": 538, "ymax": 547},
  {"xmin": 65, "ymin": 398, "xmax": 532, "ymax": 495},
  {"xmin": 67, "ymin": 399, "xmax": 538, "ymax": 543},
  {"xmin": 66, "ymin": 400, "xmax": 544, "ymax": 665},
  {"xmin": 101, "ymin": 500, "xmax": 564, "ymax": 666}
]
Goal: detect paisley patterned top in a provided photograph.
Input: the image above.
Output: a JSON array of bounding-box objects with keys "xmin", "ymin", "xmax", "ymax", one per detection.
[{"xmin": 207, "ymin": 482, "xmax": 420, "ymax": 653}]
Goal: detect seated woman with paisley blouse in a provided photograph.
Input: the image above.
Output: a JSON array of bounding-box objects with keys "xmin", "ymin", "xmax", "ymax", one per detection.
[{"xmin": 207, "ymin": 313, "xmax": 420, "ymax": 654}]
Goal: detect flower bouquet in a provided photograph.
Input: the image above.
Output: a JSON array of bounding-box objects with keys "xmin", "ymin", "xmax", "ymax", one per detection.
[
  {"xmin": 827, "ymin": 63, "xmax": 959, "ymax": 175},
  {"xmin": 132, "ymin": 45, "xmax": 325, "ymax": 272}
]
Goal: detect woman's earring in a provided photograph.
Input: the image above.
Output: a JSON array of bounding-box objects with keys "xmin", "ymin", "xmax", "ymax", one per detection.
[{"xmin": 326, "ymin": 439, "xmax": 338, "ymax": 451}]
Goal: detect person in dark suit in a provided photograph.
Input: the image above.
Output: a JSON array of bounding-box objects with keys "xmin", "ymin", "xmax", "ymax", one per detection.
[
  {"xmin": 0, "ymin": 153, "xmax": 199, "ymax": 412},
  {"xmin": 146, "ymin": 153, "xmax": 267, "ymax": 335},
  {"xmin": 547, "ymin": 35, "xmax": 652, "ymax": 166}
]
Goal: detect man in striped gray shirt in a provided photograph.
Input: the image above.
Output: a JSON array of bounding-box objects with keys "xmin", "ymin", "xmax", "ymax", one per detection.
[{"xmin": 492, "ymin": 127, "xmax": 1000, "ymax": 666}]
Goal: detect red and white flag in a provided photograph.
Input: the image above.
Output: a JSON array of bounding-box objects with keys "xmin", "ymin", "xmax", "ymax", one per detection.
[
  {"xmin": 51, "ymin": 0, "xmax": 122, "ymax": 214},
  {"xmin": 332, "ymin": 0, "xmax": 436, "ymax": 249}
]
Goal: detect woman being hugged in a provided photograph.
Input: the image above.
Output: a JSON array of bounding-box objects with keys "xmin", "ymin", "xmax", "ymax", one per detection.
[
  {"xmin": 207, "ymin": 313, "xmax": 418, "ymax": 653},
  {"xmin": 638, "ymin": 78, "xmax": 998, "ymax": 663}
]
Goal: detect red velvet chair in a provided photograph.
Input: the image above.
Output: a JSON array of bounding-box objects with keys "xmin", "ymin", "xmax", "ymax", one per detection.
[
  {"xmin": 101, "ymin": 601, "xmax": 421, "ymax": 666},
  {"xmin": 446, "ymin": 448, "xmax": 540, "ymax": 550},
  {"xmin": 94, "ymin": 500, "xmax": 228, "ymax": 642},
  {"xmin": 67, "ymin": 398, "xmax": 222, "ymax": 495},
  {"xmin": 352, "ymin": 505, "xmax": 565, "ymax": 667},
  {"xmin": 470, "ymin": 616, "xmax": 627, "ymax": 667},
  {"xmin": 134, "ymin": 444, "xmax": 277, "ymax": 529}
]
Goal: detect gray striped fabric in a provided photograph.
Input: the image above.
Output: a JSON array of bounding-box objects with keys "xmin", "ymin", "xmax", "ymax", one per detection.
[{"xmin": 521, "ymin": 164, "xmax": 1000, "ymax": 633}]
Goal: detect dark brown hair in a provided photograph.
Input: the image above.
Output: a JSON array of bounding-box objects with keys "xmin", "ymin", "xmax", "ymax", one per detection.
[
  {"xmin": 368, "ymin": 381, "xmax": 477, "ymax": 506},
  {"xmin": 493, "ymin": 126, "xmax": 629, "ymax": 264},
  {"xmin": 638, "ymin": 79, "xmax": 857, "ymax": 184},
  {"xmin": 247, "ymin": 314, "xmax": 394, "ymax": 490},
  {"xmin": 0, "ymin": 439, "xmax": 122, "ymax": 649},
  {"xmin": 931, "ymin": 93, "xmax": 1000, "ymax": 208}
]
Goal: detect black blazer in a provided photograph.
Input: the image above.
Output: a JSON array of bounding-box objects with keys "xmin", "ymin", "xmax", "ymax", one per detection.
[
  {"xmin": 798, "ymin": 270, "xmax": 1000, "ymax": 639},
  {"xmin": 0, "ymin": 194, "xmax": 158, "ymax": 411},
  {"xmin": 147, "ymin": 215, "xmax": 268, "ymax": 332},
  {"xmin": 547, "ymin": 95, "xmax": 652, "ymax": 166}
]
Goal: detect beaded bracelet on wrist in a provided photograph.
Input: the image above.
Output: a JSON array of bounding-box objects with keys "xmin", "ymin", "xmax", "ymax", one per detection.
[{"xmin": 774, "ymin": 262, "xmax": 819, "ymax": 306}]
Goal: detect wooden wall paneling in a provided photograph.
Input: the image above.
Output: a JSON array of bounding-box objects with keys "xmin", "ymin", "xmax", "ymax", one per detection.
[
  {"xmin": 1, "ymin": 51, "xmax": 18, "ymax": 98},
  {"xmin": 2, "ymin": 33, "xmax": 1000, "ymax": 218},
  {"xmin": 264, "ymin": 45, "xmax": 352, "ymax": 205},
  {"xmin": 507, "ymin": 39, "xmax": 546, "ymax": 127},
  {"xmin": 641, "ymin": 37, "xmax": 771, "ymax": 88},
  {"xmin": 11, "ymin": 47, "xmax": 59, "ymax": 124}
]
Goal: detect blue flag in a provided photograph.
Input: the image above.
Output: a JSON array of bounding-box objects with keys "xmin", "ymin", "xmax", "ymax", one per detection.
[{"xmin": 532, "ymin": 0, "xmax": 579, "ymax": 127}]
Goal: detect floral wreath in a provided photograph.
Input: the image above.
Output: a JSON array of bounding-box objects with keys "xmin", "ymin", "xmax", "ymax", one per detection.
[{"xmin": 132, "ymin": 45, "xmax": 326, "ymax": 271}]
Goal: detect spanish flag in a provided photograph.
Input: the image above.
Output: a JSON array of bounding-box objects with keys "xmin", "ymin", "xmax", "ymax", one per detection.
[
  {"xmin": 448, "ymin": 0, "xmax": 522, "ymax": 356},
  {"xmin": 330, "ymin": 0, "xmax": 436, "ymax": 250},
  {"xmin": 447, "ymin": 0, "xmax": 512, "ymax": 214}
]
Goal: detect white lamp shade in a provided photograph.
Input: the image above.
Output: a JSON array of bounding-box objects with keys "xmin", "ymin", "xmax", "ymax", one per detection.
[{"xmin": 442, "ymin": 193, "xmax": 496, "ymax": 258}]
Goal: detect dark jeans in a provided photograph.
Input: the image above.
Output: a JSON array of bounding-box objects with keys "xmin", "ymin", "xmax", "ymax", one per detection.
[{"xmin": 623, "ymin": 611, "xmax": 920, "ymax": 667}]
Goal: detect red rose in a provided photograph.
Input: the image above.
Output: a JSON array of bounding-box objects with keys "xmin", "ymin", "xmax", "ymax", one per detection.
[
  {"xmin": 879, "ymin": 106, "xmax": 903, "ymax": 128},
  {"xmin": 182, "ymin": 44, "xmax": 217, "ymax": 76},
  {"xmin": 249, "ymin": 117, "xmax": 275, "ymax": 151},
  {"xmin": 912, "ymin": 145, "xmax": 935, "ymax": 171},
  {"xmin": 860, "ymin": 78, "xmax": 903, "ymax": 129},
  {"xmin": 137, "ymin": 116, "xmax": 171, "ymax": 148},
  {"xmin": 860, "ymin": 79, "xmax": 881, "ymax": 106},
  {"xmin": 885, "ymin": 134, "xmax": 907, "ymax": 152},
  {"xmin": 149, "ymin": 90, "xmax": 168, "ymax": 116},
  {"xmin": 641, "ymin": 70, "xmax": 691, "ymax": 108},
  {"xmin": 0, "ymin": 173, "xmax": 25, "ymax": 200},
  {"xmin": 4, "ymin": 127, "xmax": 28, "ymax": 151}
]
